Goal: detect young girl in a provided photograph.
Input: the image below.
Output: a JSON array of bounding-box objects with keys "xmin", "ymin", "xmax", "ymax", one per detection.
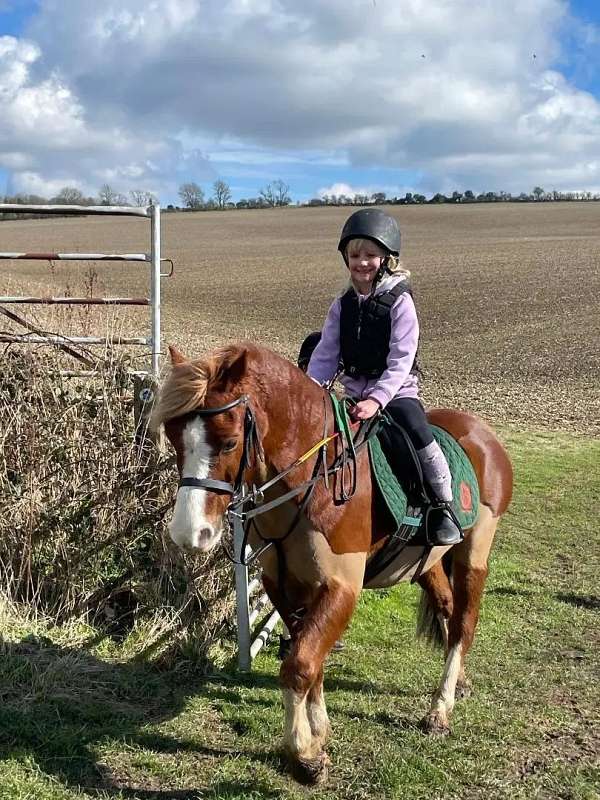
[{"xmin": 306, "ymin": 208, "xmax": 462, "ymax": 546}]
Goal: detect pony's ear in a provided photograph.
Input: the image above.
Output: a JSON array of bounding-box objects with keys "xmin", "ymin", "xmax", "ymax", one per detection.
[
  {"xmin": 168, "ymin": 345, "xmax": 187, "ymax": 365},
  {"xmin": 214, "ymin": 348, "xmax": 248, "ymax": 392}
]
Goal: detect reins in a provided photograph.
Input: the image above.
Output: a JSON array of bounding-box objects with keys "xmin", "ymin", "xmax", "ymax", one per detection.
[
  {"xmin": 176, "ymin": 391, "xmax": 371, "ymax": 569},
  {"xmin": 174, "ymin": 389, "xmax": 453, "ymax": 593}
]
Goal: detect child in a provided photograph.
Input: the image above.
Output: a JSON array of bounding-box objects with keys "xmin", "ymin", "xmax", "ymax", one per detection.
[{"xmin": 306, "ymin": 208, "xmax": 462, "ymax": 546}]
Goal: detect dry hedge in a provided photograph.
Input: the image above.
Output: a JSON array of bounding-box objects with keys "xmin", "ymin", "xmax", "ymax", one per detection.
[{"xmin": 0, "ymin": 347, "xmax": 237, "ymax": 666}]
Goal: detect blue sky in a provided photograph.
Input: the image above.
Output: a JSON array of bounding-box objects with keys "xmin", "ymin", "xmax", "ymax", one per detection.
[
  {"xmin": 1, "ymin": 1, "xmax": 600, "ymax": 204},
  {"xmin": 0, "ymin": 1, "xmax": 37, "ymax": 36},
  {"xmin": 559, "ymin": 0, "xmax": 600, "ymax": 94}
]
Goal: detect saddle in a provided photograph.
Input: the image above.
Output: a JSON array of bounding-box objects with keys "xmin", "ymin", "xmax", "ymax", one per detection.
[
  {"xmin": 364, "ymin": 420, "xmax": 479, "ymax": 583},
  {"xmin": 329, "ymin": 396, "xmax": 479, "ymax": 583}
]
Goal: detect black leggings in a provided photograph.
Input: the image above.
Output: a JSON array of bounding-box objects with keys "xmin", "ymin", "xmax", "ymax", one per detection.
[
  {"xmin": 383, "ymin": 397, "xmax": 433, "ymax": 450},
  {"xmin": 375, "ymin": 397, "xmax": 433, "ymax": 493}
]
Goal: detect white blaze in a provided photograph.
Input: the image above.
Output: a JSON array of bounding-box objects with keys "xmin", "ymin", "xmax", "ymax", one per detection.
[{"xmin": 168, "ymin": 417, "xmax": 223, "ymax": 551}]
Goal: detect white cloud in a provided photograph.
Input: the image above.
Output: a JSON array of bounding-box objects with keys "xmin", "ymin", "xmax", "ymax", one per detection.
[
  {"xmin": 0, "ymin": 32, "xmax": 213, "ymax": 198},
  {"xmin": 319, "ymin": 183, "xmax": 363, "ymax": 199},
  {"xmin": 0, "ymin": 0, "xmax": 597, "ymax": 199}
]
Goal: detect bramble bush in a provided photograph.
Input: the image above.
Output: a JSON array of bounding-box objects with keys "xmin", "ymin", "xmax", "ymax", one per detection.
[{"xmin": 0, "ymin": 347, "xmax": 236, "ymax": 666}]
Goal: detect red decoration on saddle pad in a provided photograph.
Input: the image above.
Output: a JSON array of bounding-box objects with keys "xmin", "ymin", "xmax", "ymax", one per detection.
[{"xmin": 460, "ymin": 481, "xmax": 472, "ymax": 511}]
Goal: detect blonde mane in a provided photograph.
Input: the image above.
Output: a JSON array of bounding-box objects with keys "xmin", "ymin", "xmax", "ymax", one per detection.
[{"xmin": 153, "ymin": 344, "xmax": 246, "ymax": 426}]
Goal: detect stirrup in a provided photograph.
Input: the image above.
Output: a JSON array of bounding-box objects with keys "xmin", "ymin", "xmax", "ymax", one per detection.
[{"xmin": 424, "ymin": 501, "xmax": 464, "ymax": 547}]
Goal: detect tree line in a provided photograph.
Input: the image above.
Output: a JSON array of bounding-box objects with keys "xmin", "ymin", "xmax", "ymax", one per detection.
[
  {"xmin": 309, "ymin": 187, "xmax": 600, "ymax": 206},
  {"xmin": 176, "ymin": 179, "xmax": 291, "ymax": 210},
  {"xmin": 1, "ymin": 181, "xmax": 598, "ymax": 216},
  {"xmin": 0, "ymin": 179, "xmax": 292, "ymax": 214},
  {"xmin": 0, "ymin": 184, "xmax": 157, "ymax": 209}
]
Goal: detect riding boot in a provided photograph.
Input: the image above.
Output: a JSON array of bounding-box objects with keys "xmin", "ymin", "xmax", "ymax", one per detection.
[
  {"xmin": 424, "ymin": 501, "xmax": 464, "ymax": 546},
  {"xmin": 417, "ymin": 442, "xmax": 463, "ymax": 546}
]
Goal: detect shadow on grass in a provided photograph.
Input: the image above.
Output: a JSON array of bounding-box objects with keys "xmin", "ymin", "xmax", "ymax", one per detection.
[
  {"xmin": 0, "ymin": 633, "xmax": 429, "ymax": 796},
  {"xmin": 0, "ymin": 634, "xmax": 285, "ymax": 798},
  {"xmin": 555, "ymin": 592, "xmax": 600, "ymax": 611}
]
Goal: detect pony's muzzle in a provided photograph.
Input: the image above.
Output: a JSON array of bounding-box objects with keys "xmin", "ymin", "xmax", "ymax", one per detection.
[{"xmin": 168, "ymin": 521, "xmax": 222, "ymax": 552}]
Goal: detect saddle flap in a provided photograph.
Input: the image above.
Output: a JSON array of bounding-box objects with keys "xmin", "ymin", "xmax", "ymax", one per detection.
[{"xmin": 368, "ymin": 425, "xmax": 480, "ymax": 534}]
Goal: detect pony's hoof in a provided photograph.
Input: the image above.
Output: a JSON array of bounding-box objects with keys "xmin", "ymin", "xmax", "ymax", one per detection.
[
  {"xmin": 420, "ymin": 712, "xmax": 451, "ymax": 737},
  {"xmin": 288, "ymin": 751, "xmax": 330, "ymax": 785},
  {"xmin": 455, "ymin": 679, "xmax": 472, "ymax": 700}
]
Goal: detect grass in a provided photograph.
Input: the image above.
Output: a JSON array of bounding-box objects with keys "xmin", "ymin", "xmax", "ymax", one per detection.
[{"xmin": 0, "ymin": 425, "xmax": 598, "ymax": 799}]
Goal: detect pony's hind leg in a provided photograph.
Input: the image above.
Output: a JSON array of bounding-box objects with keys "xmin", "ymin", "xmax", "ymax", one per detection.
[
  {"xmin": 417, "ymin": 558, "xmax": 454, "ymax": 652},
  {"xmin": 417, "ymin": 559, "xmax": 472, "ymax": 699},
  {"xmin": 421, "ymin": 505, "xmax": 498, "ymax": 735},
  {"xmin": 279, "ymin": 577, "xmax": 358, "ymax": 784}
]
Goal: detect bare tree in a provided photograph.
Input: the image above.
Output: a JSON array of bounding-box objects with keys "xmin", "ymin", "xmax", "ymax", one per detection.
[
  {"xmin": 53, "ymin": 186, "xmax": 86, "ymax": 204},
  {"xmin": 532, "ymin": 186, "xmax": 545, "ymax": 201},
  {"xmin": 259, "ymin": 183, "xmax": 276, "ymax": 207},
  {"xmin": 274, "ymin": 179, "xmax": 291, "ymax": 206},
  {"xmin": 212, "ymin": 180, "xmax": 232, "ymax": 209},
  {"xmin": 178, "ymin": 182, "xmax": 204, "ymax": 210},
  {"xmin": 259, "ymin": 179, "xmax": 291, "ymax": 207},
  {"xmin": 98, "ymin": 184, "xmax": 119, "ymax": 205},
  {"xmin": 130, "ymin": 190, "xmax": 156, "ymax": 207}
]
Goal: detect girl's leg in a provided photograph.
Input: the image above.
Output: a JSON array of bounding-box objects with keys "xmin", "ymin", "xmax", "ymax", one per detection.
[
  {"xmin": 417, "ymin": 440, "xmax": 453, "ymax": 502},
  {"xmin": 383, "ymin": 398, "xmax": 462, "ymax": 545},
  {"xmin": 384, "ymin": 398, "xmax": 451, "ymax": 500}
]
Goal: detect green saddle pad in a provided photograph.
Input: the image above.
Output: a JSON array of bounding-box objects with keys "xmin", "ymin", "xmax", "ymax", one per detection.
[{"xmin": 368, "ymin": 425, "xmax": 480, "ymax": 532}]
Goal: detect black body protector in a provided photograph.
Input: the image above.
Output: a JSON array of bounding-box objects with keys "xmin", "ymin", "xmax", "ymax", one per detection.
[{"xmin": 339, "ymin": 281, "xmax": 420, "ymax": 379}]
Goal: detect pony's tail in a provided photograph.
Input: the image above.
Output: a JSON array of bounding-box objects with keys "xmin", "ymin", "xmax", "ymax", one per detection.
[{"xmin": 415, "ymin": 552, "xmax": 453, "ymax": 649}]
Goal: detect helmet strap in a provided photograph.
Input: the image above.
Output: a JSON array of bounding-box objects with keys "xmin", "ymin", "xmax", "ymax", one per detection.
[{"xmin": 373, "ymin": 255, "xmax": 391, "ymax": 287}]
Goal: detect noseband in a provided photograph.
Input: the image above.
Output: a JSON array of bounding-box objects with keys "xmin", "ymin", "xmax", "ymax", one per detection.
[
  {"xmin": 173, "ymin": 392, "xmax": 364, "ymax": 569},
  {"xmin": 178, "ymin": 394, "xmax": 261, "ymax": 499}
]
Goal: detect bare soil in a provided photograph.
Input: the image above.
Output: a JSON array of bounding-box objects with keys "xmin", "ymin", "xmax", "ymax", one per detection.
[{"xmin": 1, "ymin": 202, "xmax": 598, "ymax": 433}]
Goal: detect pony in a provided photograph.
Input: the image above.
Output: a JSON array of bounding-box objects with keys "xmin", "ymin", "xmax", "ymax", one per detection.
[{"xmin": 154, "ymin": 341, "xmax": 513, "ymax": 784}]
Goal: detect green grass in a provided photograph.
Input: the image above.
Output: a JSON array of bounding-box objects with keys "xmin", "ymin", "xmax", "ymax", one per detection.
[{"xmin": 0, "ymin": 428, "xmax": 598, "ymax": 799}]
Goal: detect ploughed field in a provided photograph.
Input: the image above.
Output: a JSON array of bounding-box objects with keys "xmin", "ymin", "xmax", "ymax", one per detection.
[{"xmin": 1, "ymin": 202, "xmax": 598, "ymax": 434}]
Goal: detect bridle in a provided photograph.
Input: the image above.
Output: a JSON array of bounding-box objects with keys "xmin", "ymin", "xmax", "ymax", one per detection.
[
  {"xmin": 178, "ymin": 394, "xmax": 261, "ymax": 502},
  {"xmin": 175, "ymin": 392, "xmax": 363, "ymax": 568}
]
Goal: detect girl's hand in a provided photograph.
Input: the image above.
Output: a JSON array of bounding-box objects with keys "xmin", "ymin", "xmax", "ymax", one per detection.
[{"xmin": 352, "ymin": 398, "xmax": 381, "ymax": 420}]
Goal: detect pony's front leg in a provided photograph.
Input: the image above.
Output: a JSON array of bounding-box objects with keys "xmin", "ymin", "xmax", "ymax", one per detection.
[
  {"xmin": 280, "ymin": 577, "xmax": 358, "ymax": 785},
  {"xmin": 307, "ymin": 666, "xmax": 329, "ymax": 750}
]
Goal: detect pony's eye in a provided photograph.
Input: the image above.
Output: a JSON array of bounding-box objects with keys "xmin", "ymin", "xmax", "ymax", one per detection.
[{"xmin": 222, "ymin": 438, "xmax": 237, "ymax": 453}]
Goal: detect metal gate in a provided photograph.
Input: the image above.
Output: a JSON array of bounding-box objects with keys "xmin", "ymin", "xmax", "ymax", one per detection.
[
  {"xmin": 0, "ymin": 202, "xmax": 165, "ymax": 375},
  {"xmin": 232, "ymin": 511, "xmax": 281, "ymax": 671},
  {"xmin": 0, "ymin": 202, "xmax": 278, "ymax": 668}
]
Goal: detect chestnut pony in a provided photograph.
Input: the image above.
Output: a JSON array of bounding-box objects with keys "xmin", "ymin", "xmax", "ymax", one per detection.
[{"xmin": 155, "ymin": 341, "xmax": 513, "ymax": 785}]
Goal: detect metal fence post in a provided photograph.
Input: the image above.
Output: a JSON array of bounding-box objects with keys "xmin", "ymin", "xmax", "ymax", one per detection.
[
  {"xmin": 149, "ymin": 203, "xmax": 161, "ymax": 377},
  {"xmin": 233, "ymin": 513, "xmax": 251, "ymax": 671}
]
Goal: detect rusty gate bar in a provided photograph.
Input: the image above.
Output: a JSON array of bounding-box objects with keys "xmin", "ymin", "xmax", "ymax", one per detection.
[
  {"xmin": 0, "ymin": 335, "xmax": 148, "ymax": 345},
  {"xmin": 0, "ymin": 253, "xmax": 149, "ymax": 261},
  {"xmin": 0, "ymin": 204, "xmax": 150, "ymax": 217},
  {"xmin": 0, "ymin": 297, "xmax": 150, "ymax": 305},
  {"xmin": 0, "ymin": 202, "xmax": 164, "ymax": 376}
]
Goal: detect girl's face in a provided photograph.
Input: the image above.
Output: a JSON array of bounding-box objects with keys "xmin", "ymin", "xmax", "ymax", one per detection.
[{"xmin": 346, "ymin": 240, "xmax": 386, "ymax": 293}]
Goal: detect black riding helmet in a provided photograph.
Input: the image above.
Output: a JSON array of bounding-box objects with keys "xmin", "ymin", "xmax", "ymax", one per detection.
[{"xmin": 337, "ymin": 208, "xmax": 401, "ymax": 265}]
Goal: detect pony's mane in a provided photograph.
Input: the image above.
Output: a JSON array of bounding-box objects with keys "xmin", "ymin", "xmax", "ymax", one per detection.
[{"xmin": 153, "ymin": 344, "xmax": 248, "ymax": 425}]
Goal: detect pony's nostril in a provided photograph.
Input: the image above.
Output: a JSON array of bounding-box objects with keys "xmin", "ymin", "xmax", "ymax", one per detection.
[{"xmin": 199, "ymin": 526, "xmax": 213, "ymax": 539}]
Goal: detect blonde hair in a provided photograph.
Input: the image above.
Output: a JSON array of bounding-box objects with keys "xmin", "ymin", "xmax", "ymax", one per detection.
[{"xmin": 345, "ymin": 237, "xmax": 411, "ymax": 279}]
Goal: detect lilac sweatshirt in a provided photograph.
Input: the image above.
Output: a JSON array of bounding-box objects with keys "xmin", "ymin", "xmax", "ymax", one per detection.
[{"xmin": 307, "ymin": 275, "xmax": 420, "ymax": 408}]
